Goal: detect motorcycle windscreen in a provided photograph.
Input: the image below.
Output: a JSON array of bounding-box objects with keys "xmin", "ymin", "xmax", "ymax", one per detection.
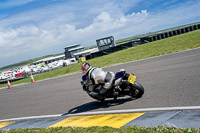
[{"xmin": 115, "ymin": 71, "xmax": 126, "ymax": 79}]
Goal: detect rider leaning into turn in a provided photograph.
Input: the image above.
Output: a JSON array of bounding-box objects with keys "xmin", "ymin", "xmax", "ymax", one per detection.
[{"xmin": 81, "ymin": 62, "xmax": 115, "ymax": 98}]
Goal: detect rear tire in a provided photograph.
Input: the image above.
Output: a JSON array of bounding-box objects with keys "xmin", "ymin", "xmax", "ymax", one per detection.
[{"xmin": 131, "ymin": 81, "xmax": 144, "ymax": 98}]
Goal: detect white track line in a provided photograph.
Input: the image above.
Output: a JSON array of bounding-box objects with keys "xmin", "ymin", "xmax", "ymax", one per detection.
[{"xmin": 1, "ymin": 106, "xmax": 200, "ymax": 122}]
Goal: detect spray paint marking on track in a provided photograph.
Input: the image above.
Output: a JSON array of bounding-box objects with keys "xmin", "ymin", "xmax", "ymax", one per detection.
[
  {"xmin": 49, "ymin": 113, "xmax": 145, "ymax": 128},
  {"xmin": 0, "ymin": 121, "xmax": 14, "ymax": 128}
]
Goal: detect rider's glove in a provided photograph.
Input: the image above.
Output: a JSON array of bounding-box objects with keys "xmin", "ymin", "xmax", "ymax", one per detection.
[
  {"xmin": 80, "ymin": 81, "xmax": 84, "ymax": 85},
  {"xmin": 83, "ymin": 85, "xmax": 87, "ymax": 91},
  {"xmin": 81, "ymin": 81, "xmax": 88, "ymax": 91},
  {"xmin": 81, "ymin": 81, "xmax": 87, "ymax": 85}
]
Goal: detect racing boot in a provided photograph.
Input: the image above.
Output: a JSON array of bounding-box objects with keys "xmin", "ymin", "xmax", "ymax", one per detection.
[{"xmin": 99, "ymin": 87, "xmax": 107, "ymax": 94}]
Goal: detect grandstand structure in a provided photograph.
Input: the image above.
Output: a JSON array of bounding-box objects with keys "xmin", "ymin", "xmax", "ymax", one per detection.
[
  {"xmin": 64, "ymin": 44, "xmax": 84, "ymax": 59},
  {"xmin": 96, "ymin": 36, "xmax": 115, "ymax": 51},
  {"xmin": 33, "ymin": 54, "xmax": 65, "ymax": 65},
  {"xmin": 73, "ymin": 48, "xmax": 99, "ymax": 60},
  {"xmin": 73, "ymin": 36, "xmax": 115, "ymax": 60}
]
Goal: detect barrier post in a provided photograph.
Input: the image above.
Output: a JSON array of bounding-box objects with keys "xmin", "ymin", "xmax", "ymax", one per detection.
[
  {"xmin": 30, "ymin": 73, "xmax": 35, "ymax": 83},
  {"xmin": 7, "ymin": 79, "xmax": 11, "ymax": 89}
]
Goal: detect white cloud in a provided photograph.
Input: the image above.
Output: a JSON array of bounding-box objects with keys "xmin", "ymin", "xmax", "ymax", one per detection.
[
  {"xmin": 0, "ymin": 9, "xmax": 149, "ymax": 61},
  {"xmin": 95, "ymin": 12, "xmax": 111, "ymax": 22}
]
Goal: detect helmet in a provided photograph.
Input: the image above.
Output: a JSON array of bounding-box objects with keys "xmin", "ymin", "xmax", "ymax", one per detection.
[{"xmin": 81, "ymin": 62, "xmax": 91, "ymax": 74}]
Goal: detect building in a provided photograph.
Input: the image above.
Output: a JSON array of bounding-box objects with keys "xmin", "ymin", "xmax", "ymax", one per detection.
[
  {"xmin": 73, "ymin": 48, "xmax": 99, "ymax": 59},
  {"xmin": 72, "ymin": 36, "xmax": 115, "ymax": 60},
  {"xmin": 96, "ymin": 36, "xmax": 115, "ymax": 51},
  {"xmin": 64, "ymin": 44, "xmax": 84, "ymax": 59},
  {"xmin": 33, "ymin": 54, "xmax": 65, "ymax": 65}
]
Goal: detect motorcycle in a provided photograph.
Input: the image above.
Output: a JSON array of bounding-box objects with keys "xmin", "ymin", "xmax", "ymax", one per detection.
[{"xmin": 81, "ymin": 70, "xmax": 144, "ymax": 102}]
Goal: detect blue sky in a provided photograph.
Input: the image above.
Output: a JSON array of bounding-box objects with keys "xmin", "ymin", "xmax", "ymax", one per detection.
[{"xmin": 0, "ymin": 0, "xmax": 200, "ymax": 68}]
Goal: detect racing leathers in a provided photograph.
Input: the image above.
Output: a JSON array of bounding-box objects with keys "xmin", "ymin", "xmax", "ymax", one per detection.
[{"xmin": 83, "ymin": 67, "xmax": 115, "ymax": 98}]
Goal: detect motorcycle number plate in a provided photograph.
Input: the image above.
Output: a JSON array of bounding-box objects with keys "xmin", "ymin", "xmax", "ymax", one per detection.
[{"xmin": 128, "ymin": 74, "xmax": 136, "ymax": 84}]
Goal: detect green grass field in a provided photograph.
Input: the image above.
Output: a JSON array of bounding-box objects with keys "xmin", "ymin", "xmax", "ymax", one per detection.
[
  {"xmin": 0, "ymin": 126, "xmax": 199, "ymax": 133},
  {"xmin": 0, "ymin": 30, "xmax": 200, "ymax": 88}
]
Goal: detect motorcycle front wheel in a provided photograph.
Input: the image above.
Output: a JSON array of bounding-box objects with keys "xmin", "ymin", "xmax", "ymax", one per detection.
[
  {"xmin": 131, "ymin": 81, "xmax": 144, "ymax": 98},
  {"xmin": 89, "ymin": 94, "xmax": 105, "ymax": 102}
]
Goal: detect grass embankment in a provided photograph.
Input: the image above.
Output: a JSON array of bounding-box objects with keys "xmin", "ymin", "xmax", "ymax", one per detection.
[
  {"xmin": 0, "ymin": 126, "xmax": 199, "ymax": 133},
  {"xmin": 0, "ymin": 30, "xmax": 200, "ymax": 88}
]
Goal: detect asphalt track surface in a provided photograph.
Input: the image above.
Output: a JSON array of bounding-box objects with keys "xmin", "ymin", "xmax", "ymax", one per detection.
[{"xmin": 0, "ymin": 48, "xmax": 200, "ymax": 120}]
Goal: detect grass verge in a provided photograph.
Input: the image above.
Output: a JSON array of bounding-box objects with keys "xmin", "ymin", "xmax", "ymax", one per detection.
[
  {"xmin": 0, "ymin": 126, "xmax": 199, "ymax": 133},
  {"xmin": 0, "ymin": 30, "xmax": 200, "ymax": 88}
]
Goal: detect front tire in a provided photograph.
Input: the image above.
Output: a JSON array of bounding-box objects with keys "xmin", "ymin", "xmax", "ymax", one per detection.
[
  {"xmin": 89, "ymin": 94, "xmax": 105, "ymax": 102},
  {"xmin": 131, "ymin": 81, "xmax": 144, "ymax": 98}
]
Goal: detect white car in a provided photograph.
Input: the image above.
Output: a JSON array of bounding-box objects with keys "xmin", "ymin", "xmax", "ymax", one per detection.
[{"xmin": 63, "ymin": 58, "xmax": 78, "ymax": 66}]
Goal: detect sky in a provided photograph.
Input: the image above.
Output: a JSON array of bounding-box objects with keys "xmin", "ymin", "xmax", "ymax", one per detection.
[{"xmin": 0, "ymin": 0, "xmax": 200, "ymax": 68}]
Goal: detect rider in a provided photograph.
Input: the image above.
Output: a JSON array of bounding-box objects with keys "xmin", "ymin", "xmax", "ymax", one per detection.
[{"xmin": 81, "ymin": 62, "xmax": 115, "ymax": 98}]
